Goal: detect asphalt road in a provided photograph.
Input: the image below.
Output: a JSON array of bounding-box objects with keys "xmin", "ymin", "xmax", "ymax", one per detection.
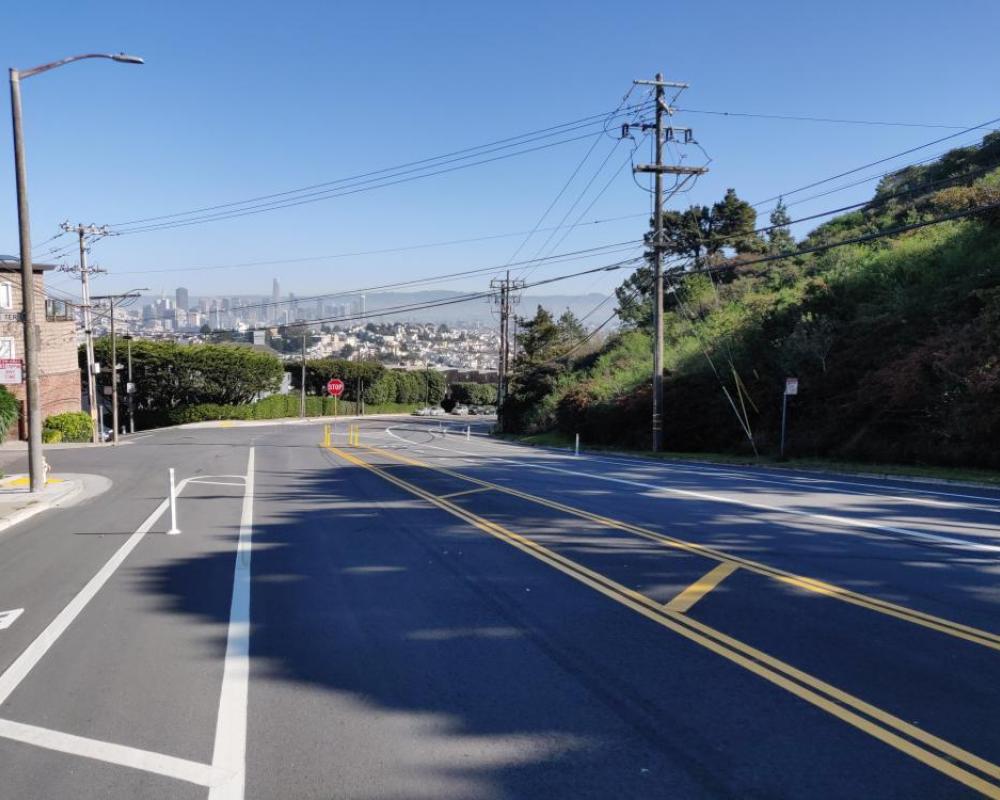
[{"xmin": 0, "ymin": 415, "xmax": 997, "ymax": 799}]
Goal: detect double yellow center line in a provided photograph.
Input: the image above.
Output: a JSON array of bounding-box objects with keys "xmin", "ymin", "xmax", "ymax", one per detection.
[
  {"xmin": 362, "ymin": 443, "xmax": 1000, "ymax": 653},
  {"xmin": 325, "ymin": 442, "xmax": 1000, "ymax": 797}
]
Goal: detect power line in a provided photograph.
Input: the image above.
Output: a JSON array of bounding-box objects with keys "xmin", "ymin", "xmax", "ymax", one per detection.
[
  {"xmin": 683, "ymin": 198, "xmax": 1000, "ymax": 277},
  {"xmin": 99, "ymin": 255, "xmax": 644, "ymax": 332},
  {"xmin": 675, "ymin": 107, "xmax": 972, "ymax": 130},
  {"xmin": 118, "ymin": 240, "xmax": 645, "ymax": 325},
  {"xmin": 111, "ymin": 105, "xmax": 652, "ymax": 234},
  {"xmin": 109, "ymin": 212, "xmax": 648, "ymax": 276},
  {"xmin": 750, "ymin": 115, "xmax": 1000, "ymax": 210}
]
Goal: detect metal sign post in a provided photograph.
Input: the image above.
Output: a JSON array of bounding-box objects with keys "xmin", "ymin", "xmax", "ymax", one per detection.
[{"xmin": 780, "ymin": 377, "xmax": 798, "ymax": 458}]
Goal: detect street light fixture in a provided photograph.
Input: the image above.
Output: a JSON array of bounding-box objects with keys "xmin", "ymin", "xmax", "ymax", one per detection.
[{"xmin": 9, "ymin": 52, "xmax": 143, "ymax": 491}]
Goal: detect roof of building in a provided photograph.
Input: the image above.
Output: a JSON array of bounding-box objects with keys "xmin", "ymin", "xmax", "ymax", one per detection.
[{"xmin": 0, "ymin": 255, "xmax": 56, "ymax": 272}]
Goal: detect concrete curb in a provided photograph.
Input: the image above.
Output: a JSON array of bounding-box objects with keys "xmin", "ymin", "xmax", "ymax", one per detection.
[
  {"xmin": 0, "ymin": 479, "xmax": 84, "ymax": 535},
  {"xmin": 176, "ymin": 413, "xmax": 417, "ymax": 430}
]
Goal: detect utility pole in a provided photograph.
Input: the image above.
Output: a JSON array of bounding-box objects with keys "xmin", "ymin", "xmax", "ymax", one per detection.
[
  {"xmin": 490, "ymin": 271, "xmax": 525, "ymax": 429},
  {"xmin": 59, "ymin": 222, "xmax": 109, "ymax": 443},
  {"xmin": 92, "ymin": 290, "xmax": 144, "ymax": 446},
  {"xmin": 300, "ymin": 329, "xmax": 307, "ymax": 418},
  {"xmin": 633, "ymin": 72, "xmax": 708, "ymax": 452},
  {"xmin": 492, "ymin": 276, "xmax": 507, "ymax": 424},
  {"xmin": 122, "ymin": 333, "xmax": 135, "ymax": 433}
]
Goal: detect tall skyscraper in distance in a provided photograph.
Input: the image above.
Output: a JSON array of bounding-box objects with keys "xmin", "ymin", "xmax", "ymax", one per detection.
[
  {"xmin": 175, "ymin": 287, "xmax": 189, "ymax": 312},
  {"xmin": 272, "ymin": 278, "xmax": 280, "ymax": 302}
]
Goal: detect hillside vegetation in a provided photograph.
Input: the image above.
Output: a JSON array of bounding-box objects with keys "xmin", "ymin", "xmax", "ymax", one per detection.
[{"xmin": 503, "ymin": 133, "xmax": 1000, "ymax": 469}]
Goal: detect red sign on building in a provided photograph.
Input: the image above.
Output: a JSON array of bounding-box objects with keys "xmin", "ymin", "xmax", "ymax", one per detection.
[{"xmin": 0, "ymin": 358, "xmax": 23, "ymax": 384}]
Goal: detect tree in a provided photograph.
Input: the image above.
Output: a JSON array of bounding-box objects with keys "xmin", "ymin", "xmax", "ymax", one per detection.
[
  {"xmin": 767, "ymin": 197, "xmax": 795, "ymax": 254},
  {"xmin": 502, "ymin": 307, "xmax": 570, "ymax": 431},
  {"xmin": 556, "ymin": 309, "xmax": 585, "ymax": 346},
  {"xmin": 616, "ymin": 189, "xmax": 763, "ymax": 328},
  {"xmin": 199, "ymin": 323, "xmax": 212, "ymax": 335},
  {"xmin": 711, "ymin": 188, "xmax": 764, "ymax": 256},
  {"xmin": 88, "ymin": 339, "xmax": 283, "ymax": 423}
]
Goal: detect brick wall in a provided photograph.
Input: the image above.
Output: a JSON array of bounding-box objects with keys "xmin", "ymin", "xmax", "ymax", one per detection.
[{"xmin": 0, "ymin": 267, "xmax": 82, "ymax": 438}]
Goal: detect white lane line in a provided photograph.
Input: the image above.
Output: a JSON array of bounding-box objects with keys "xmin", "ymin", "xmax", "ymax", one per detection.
[
  {"xmin": 388, "ymin": 422, "xmax": 1000, "ymax": 507},
  {"xmin": 382, "ymin": 426, "xmax": 1000, "ymax": 554},
  {"xmin": 0, "ymin": 480, "xmax": 192, "ymax": 707},
  {"xmin": 0, "ymin": 718, "xmax": 232, "ymax": 787},
  {"xmin": 0, "ymin": 609, "xmax": 24, "ymax": 630},
  {"xmin": 208, "ymin": 446, "xmax": 255, "ymax": 800}
]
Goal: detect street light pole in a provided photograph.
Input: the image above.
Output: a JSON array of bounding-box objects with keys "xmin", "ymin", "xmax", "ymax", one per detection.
[
  {"xmin": 8, "ymin": 52, "xmax": 142, "ymax": 491},
  {"xmin": 8, "ymin": 69, "xmax": 44, "ymax": 490}
]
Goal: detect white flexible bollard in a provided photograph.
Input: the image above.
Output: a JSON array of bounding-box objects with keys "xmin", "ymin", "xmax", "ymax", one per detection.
[
  {"xmin": 575, "ymin": 433, "xmax": 580, "ymax": 457},
  {"xmin": 166, "ymin": 468, "xmax": 181, "ymax": 535}
]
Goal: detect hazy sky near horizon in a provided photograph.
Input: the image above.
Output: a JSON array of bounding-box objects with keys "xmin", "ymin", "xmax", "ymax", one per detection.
[{"xmin": 1, "ymin": 1, "xmax": 997, "ymax": 310}]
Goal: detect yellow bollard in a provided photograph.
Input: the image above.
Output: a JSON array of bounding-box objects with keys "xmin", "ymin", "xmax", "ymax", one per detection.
[{"xmin": 323, "ymin": 423, "xmax": 330, "ymax": 447}]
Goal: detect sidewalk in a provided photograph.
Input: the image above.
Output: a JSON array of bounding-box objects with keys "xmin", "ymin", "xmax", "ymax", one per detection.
[{"xmin": 0, "ymin": 473, "xmax": 105, "ymax": 534}]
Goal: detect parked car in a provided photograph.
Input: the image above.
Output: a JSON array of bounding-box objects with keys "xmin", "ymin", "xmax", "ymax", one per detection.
[
  {"xmin": 412, "ymin": 407, "xmax": 433, "ymax": 416},
  {"xmin": 450, "ymin": 404, "xmax": 470, "ymax": 415},
  {"xmin": 429, "ymin": 407, "xmax": 446, "ymax": 416}
]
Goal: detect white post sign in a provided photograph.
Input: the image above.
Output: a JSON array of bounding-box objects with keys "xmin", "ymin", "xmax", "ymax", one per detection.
[
  {"xmin": 0, "ymin": 358, "xmax": 23, "ymax": 384},
  {"xmin": 785, "ymin": 377, "xmax": 799, "ymax": 396}
]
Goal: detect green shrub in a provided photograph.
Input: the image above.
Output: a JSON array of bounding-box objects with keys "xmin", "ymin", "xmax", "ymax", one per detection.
[
  {"xmin": 44, "ymin": 411, "xmax": 93, "ymax": 442},
  {"xmin": 42, "ymin": 428, "xmax": 63, "ymax": 444},
  {"xmin": 0, "ymin": 386, "xmax": 18, "ymax": 440},
  {"xmin": 450, "ymin": 382, "xmax": 497, "ymax": 405}
]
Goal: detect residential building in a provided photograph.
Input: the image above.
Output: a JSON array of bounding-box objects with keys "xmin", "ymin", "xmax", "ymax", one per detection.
[{"xmin": 0, "ymin": 257, "xmax": 81, "ymax": 436}]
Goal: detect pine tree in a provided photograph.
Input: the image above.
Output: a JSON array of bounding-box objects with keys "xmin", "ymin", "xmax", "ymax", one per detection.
[{"xmin": 767, "ymin": 197, "xmax": 795, "ymax": 253}]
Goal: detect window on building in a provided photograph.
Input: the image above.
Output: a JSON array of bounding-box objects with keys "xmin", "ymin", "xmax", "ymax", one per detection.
[
  {"xmin": 0, "ymin": 283, "xmax": 12, "ymax": 310},
  {"xmin": 45, "ymin": 298, "xmax": 73, "ymax": 322},
  {"xmin": 0, "ymin": 337, "xmax": 15, "ymax": 358}
]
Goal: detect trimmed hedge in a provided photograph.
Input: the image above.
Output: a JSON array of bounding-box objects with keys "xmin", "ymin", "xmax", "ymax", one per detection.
[
  {"xmin": 42, "ymin": 428, "xmax": 63, "ymax": 444},
  {"xmin": 164, "ymin": 395, "xmax": 417, "ymax": 425},
  {"xmin": 44, "ymin": 411, "xmax": 93, "ymax": 442}
]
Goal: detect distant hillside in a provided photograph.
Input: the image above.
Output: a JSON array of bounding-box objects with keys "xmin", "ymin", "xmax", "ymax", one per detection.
[{"xmin": 503, "ymin": 132, "xmax": 1000, "ymax": 469}]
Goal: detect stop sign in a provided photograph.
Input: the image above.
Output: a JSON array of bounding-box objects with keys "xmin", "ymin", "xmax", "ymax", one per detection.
[{"xmin": 326, "ymin": 378, "xmax": 344, "ymax": 397}]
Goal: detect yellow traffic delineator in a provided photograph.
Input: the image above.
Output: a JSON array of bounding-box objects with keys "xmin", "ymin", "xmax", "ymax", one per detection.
[{"xmin": 322, "ymin": 423, "xmax": 331, "ymax": 447}]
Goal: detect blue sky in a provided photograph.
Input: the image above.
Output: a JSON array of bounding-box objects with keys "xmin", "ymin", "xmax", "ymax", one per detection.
[{"xmin": 1, "ymin": 0, "xmax": 997, "ymax": 308}]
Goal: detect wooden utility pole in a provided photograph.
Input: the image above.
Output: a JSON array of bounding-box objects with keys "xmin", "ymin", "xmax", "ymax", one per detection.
[
  {"xmin": 59, "ymin": 222, "xmax": 109, "ymax": 443},
  {"xmin": 300, "ymin": 330, "xmax": 307, "ymax": 418},
  {"xmin": 491, "ymin": 271, "xmax": 525, "ymax": 429},
  {"xmin": 633, "ymin": 73, "xmax": 707, "ymax": 452},
  {"xmin": 92, "ymin": 290, "xmax": 144, "ymax": 445}
]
